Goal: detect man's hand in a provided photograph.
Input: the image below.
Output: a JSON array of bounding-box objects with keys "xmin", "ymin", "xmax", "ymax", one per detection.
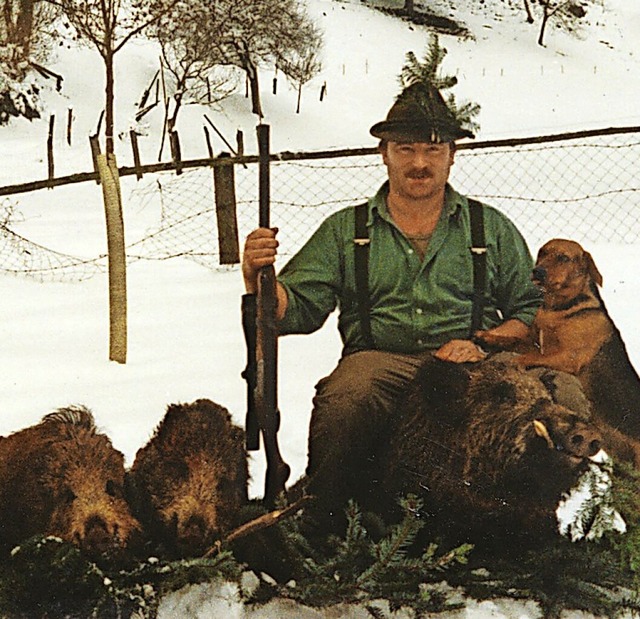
[
  {"xmin": 242, "ymin": 227, "xmax": 279, "ymax": 293},
  {"xmin": 434, "ymin": 339, "xmax": 487, "ymax": 364}
]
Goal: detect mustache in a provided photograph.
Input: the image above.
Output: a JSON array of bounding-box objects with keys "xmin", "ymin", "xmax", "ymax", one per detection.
[{"xmin": 406, "ymin": 169, "xmax": 433, "ymax": 179}]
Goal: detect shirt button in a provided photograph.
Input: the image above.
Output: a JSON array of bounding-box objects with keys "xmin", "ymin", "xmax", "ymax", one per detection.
[
  {"xmin": 407, "ymin": 248, "xmax": 414, "ymax": 254},
  {"xmin": 417, "ymin": 338, "xmax": 424, "ymax": 345},
  {"xmin": 416, "ymin": 308, "xmax": 423, "ymax": 315}
]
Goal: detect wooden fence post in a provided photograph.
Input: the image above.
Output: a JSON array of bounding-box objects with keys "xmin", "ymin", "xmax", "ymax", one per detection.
[
  {"xmin": 204, "ymin": 126, "xmax": 214, "ymax": 158},
  {"xmin": 236, "ymin": 130, "xmax": 244, "ymax": 156},
  {"xmin": 170, "ymin": 130, "xmax": 183, "ymax": 175},
  {"xmin": 47, "ymin": 114, "xmax": 55, "ymax": 181},
  {"xmin": 67, "ymin": 108, "xmax": 73, "ymax": 146},
  {"xmin": 96, "ymin": 148, "xmax": 128, "ymax": 364},
  {"xmin": 130, "ymin": 130, "xmax": 143, "ymax": 180},
  {"xmin": 213, "ymin": 154, "xmax": 240, "ymax": 265},
  {"xmin": 89, "ymin": 135, "xmax": 102, "ymax": 185}
]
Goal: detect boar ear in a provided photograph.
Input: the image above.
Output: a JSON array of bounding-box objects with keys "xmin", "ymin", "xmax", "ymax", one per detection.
[
  {"xmin": 488, "ymin": 380, "xmax": 518, "ymax": 406},
  {"xmin": 583, "ymin": 251, "xmax": 603, "ymax": 287},
  {"xmin": 416, "ymin": 358, "xmax": 471, "ymax": 417}
]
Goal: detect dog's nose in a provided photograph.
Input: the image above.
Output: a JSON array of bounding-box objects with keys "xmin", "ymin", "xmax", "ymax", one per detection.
[{"xmin": 532, "ymin": 266, "xmax": 546, "ymax": 283}]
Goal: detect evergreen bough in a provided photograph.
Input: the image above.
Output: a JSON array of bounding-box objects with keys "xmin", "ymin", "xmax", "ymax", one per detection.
[
  {"xmin": 249, "ymin": 495, "xmax": 473, "ymax": 617},
  {"xmin": 398, "ymin": 34, "xmax": 480, "ymax": 135},
  {"xmin": 0, "ymin": 535, "xmax": 243, "ymax": 618}
]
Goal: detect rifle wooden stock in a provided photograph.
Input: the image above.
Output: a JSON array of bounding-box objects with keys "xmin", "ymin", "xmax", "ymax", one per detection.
[
  {"xmin": 255, "ymin": 265, "xmax": 290, "ymax": 505},
  {"xmin": 242, "ymin": 294, "xmax": 260, "ymax": 452}
]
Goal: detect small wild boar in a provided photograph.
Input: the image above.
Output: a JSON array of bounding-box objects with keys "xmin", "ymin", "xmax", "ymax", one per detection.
[
  {"xmin": 126, "ymin": 399, "xmax": 249, "ymax": 557},
  {"xmin": 0, "ymin": 406, "xmax": 141, "ymax": 558}
]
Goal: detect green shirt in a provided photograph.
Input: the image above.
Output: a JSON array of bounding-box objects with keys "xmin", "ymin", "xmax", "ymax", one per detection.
[{"xmin": 277, "ymin": 183, "xmax": 541, "ymax": 355}]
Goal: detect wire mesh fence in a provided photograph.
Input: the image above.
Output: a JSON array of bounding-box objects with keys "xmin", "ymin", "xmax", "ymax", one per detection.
[
  {"xmin": 129, "ymin": 128, "xmax": 640, "ymax": 267},
  {"xmin": 1, "ymin": 127, "xmax": 639, "ymax": 281}
]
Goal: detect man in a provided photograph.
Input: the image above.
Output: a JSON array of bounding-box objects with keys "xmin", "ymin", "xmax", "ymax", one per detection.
[{"xmin": 242, "ymin": 82, "xmax": 540, "ymax": 529}]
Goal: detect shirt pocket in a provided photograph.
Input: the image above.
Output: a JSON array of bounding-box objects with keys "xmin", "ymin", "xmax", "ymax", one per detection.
[{"xmin": 430, "ymin": 248, "xmax": 476, "ymax": 307}]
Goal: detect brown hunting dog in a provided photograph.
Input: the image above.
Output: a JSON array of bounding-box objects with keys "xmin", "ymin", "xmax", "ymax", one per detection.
[{"xmin": 476, "ymin": 238, "xmax": 640, "ymax": 441}]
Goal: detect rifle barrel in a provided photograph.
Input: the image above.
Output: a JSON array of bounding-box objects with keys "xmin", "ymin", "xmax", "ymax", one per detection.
[{"xmin": 257, "ymin": 124, "xmax": 270, "ymax": 228}]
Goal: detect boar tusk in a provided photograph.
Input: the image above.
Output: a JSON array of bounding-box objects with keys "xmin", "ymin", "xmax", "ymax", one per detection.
[{"xmin": 533, "ymin": 419, "xmax": 555, "ymax": 449}]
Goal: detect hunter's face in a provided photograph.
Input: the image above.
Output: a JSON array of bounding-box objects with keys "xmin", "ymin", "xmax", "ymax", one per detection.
[{"xmin": 381, "ymin": 141, "xmax": 455, "ymax": 202}]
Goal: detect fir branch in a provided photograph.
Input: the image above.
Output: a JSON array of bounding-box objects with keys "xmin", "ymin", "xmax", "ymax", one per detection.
[
  {"xmin": 397, "ymin": 33, "xmax": 480, "ymax": 134},
  {"xmin": 356, "ymin": 496, "xmax": 423, "ymax": 587}
]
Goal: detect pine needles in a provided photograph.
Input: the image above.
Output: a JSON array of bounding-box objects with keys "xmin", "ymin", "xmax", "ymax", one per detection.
[
  {"xmin": 0, "ymin": 535, "xmax": 243, "ymax": 618},
  {"xmin": 248, "ymin": 495, "xmax": 473, "ymax": 617},
  {"xmin": 398, "ymin": 34, "xmax": 480, "ymax": 135},
  {"xmin": 5, "ymin": 470, "xmax": 640, "ymax": 618}
]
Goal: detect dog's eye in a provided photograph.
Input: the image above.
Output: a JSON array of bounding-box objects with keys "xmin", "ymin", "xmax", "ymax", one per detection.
[{"xmin": 556, "ymin": 254, "xmax": 570, "ymax": 264}]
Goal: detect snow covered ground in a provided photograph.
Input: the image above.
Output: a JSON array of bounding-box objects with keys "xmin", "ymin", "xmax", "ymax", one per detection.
[{"xmin": 1, "ymin": 0, "xmax": 639, "ymax": 616}]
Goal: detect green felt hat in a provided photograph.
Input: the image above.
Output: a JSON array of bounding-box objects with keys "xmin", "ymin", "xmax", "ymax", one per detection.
[{"xmin": 370, "ymin": 82, "xmax": 475, "ymax": 143}]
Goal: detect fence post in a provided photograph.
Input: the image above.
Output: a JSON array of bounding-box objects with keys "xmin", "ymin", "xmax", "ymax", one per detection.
[
  {"xmin": 170, "ymin": 130, "xmax": 183, "ymax": 175},
  {"xmin": 236, "ymin": 130, "xmax": 244, "ymax": 156},
  {"xmin": 204, "ymin": 126, "xmax": 214, "ymax": 158},
  {"xmin": 89, "ymin": 135, "xmax": 102, "ymax": 185},
  {"xmin": 47, "ymin": 114, "xmax": 55, "ymax": 182},
  {"xmin": 130, "ymin": 130, "xmax": 143, "ymax": 180},
  {"xmin": 213, "ymin": 153, "xmax": 240, "ymax": 264},
  {"xmin": 67, "ymin": 108, "xmax": 73, "ymax": 146},
  {"xmin": 96, "ymin": 147, "xmax": 128, "ymax": 364}
]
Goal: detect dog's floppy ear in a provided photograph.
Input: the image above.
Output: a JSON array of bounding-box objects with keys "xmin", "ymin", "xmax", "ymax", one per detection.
[{"xmin": 583, "ymin": 251, "xmax": 603, "ymax": 287}]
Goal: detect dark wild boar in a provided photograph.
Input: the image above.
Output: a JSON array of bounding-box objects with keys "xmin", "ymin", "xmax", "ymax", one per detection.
[{"xmin": 127, "ymin": 399, "xmax": 249, "ymax": 557}]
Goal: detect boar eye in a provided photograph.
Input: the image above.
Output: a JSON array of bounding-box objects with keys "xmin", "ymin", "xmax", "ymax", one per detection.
[
  {"xmin": 105, "ymin": 479, "xmax": 118, "ymax": 497},
  {"xmin": 63, "ymin": 488, "xmax": 77, "ymax": 503}
]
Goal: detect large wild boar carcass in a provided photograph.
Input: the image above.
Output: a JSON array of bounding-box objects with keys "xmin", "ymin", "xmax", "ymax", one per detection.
[{"xmin": 379, "ymin": 357, "xmax": 604, "ymax": 551}]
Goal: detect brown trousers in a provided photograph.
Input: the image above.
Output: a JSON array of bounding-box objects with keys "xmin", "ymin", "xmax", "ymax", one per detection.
[{"xmin": 304, "ymin": 350, "xmax": 431, "ymax": 529}]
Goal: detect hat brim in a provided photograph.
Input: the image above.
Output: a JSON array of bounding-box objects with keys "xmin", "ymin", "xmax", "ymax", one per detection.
[{"xmin": 370, "ymin": 119, "xmax": 475, "ymax": 143}]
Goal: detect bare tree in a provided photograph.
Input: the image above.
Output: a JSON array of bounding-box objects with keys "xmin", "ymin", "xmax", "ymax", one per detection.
[
  {"xmin": 1, "ymin": 0, "xmax": 58, "ymax": 75},
  {"xmin": 0, "ymin": 0, "xmax": 59, "ymax": 122},
  {"xmin": 153, "ymin": 1, "xmax": 237, "ymax": 136},
  {"xmin": 279, "ymin": 30, "xmax": 322, "ymax": 114},
  {"xmin": 47, "ymin": 0, "xmax": 177, "ymax": 152},
  {"xmin": 533, "ymin": 0, "xmax": 592, "ymax": 46},
  {"xmin": 209, "ymin": 0, "xmax": 322, "ymax": 118}
]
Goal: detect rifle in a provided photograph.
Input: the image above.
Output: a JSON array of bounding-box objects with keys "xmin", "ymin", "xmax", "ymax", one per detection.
[{"xmin": 242, "ymin": 124, "xmax": 290, "ymax": 506}]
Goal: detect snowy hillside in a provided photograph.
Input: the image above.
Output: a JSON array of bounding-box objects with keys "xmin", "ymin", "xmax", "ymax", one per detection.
[{"xmin": 0, "ymin": 0, "xmax": 639, "ymax": 615}]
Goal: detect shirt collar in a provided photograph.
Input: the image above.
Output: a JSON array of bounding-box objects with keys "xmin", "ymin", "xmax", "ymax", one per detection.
[{"xmin": 368, "ymin": 182, "xmax": 464, "ymax": 225}]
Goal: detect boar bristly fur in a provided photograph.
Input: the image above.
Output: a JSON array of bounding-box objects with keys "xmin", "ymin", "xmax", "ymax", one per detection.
[
  {"xmin": 0, "ymin": 406, "xmax": 141, "ymax": 558},
  {"xmin": 127, "ymin": 399, "xmax": 248, "ymax": 557}
]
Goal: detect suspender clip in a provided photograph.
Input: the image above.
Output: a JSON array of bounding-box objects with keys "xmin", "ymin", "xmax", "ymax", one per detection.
[
  {"xmin": 471, "ymin": 246, "xmax": 487, "ymax": 255},
  {"xmin": 354, "ymin": 238, "xmax": 371, "ymax": 246}
]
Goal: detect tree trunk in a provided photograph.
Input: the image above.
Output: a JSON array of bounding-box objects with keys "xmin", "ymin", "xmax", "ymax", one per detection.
[
  {"xmin": 167, "ymin": 81, "xmax": 185, "ymax": 134},
  {"xmin": 15, "ymin": 0, "xmax": 35, "ymax": 56},
  {"xmin": 523, "ymin": 0, "xmax": 534, "ymax": 23},
  {"xmin": 537, "ymin": 4, "xmax": 550, "ymax": 46},
  {"xmin": 104, "ymin": 49, "xmax": 115, "ymax": 153},
  {"xmin": 404, "ymin": 0, "xmax": 414, "ymax": 15},
  {"xmin": 296, "ymin": 84, "xmax": 302, "ymax": 114}
]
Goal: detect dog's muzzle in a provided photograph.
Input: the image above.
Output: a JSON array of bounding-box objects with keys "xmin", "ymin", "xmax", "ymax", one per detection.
[{"xmin": 532, "ymin": 266, "xmax": 547, "ymax": 284}]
